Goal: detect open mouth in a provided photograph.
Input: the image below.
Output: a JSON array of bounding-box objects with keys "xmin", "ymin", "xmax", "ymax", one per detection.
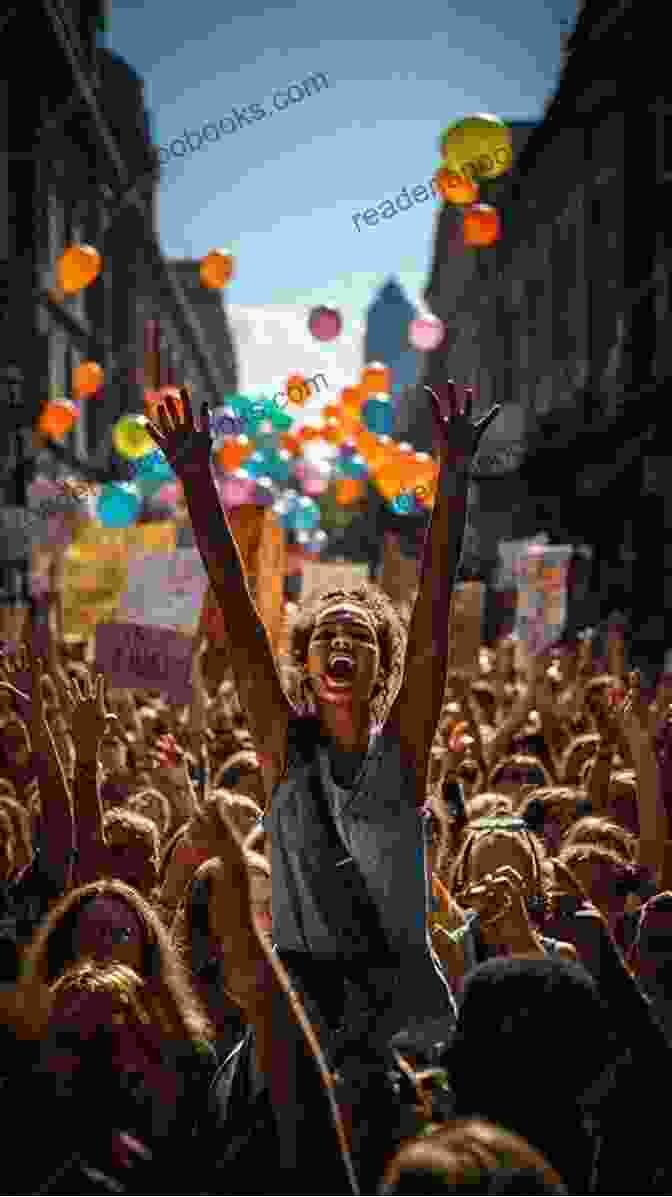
[{"xmin": 324, "ymin": 654, "xmax": 355, "ymax": 687}]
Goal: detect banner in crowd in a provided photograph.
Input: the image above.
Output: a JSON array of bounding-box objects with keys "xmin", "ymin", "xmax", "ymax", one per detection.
[
  {"xmin": 448, "ymin": 582, "xmax": 485, "ymax": 673},
  {"xmin": 301, "ymin": 559, "xmax": 370, "ymax": 599},
  {"xmin": 198, "ymin": 506, "xmax": 287, "ymax": 660},
  {"xmin": 95, "ymin": 621, "xmax": 193, "ymax": 703},
  {"xmin": 514, "ymin": 544, "xmax": 573, "ymax": 657},
  {"xmin": 119, "ymin": 549, "xmax": 207, "ymax": 634}
]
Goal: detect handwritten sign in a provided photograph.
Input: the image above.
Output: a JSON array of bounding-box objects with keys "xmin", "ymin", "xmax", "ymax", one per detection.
[
  {"xmin": 118, "ymin": 549, "xmax": 207, "ymax": 633},
  {"xmin": 514, "ymin": 544, "xmax": 573, "ymax": 657},
  {"xmin": 95, "ymin": 622, "xmax": 193, "ymax": 702}
]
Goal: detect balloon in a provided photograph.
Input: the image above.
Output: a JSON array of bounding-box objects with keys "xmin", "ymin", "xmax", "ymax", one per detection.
[
  {"xmin": 308, "ymin": 306, "xmax": 342, "ymax": 342},
  {"xmin": 297, "ymin": 422, "xmax": 324, "ymax": 444},
  {"xmin": 338, "ymin": 440, "xmax": 358, "ymax": 460},
  {"xmin": 264, "ymin": 449, "xmax": 292, "ymax": 484},
  {"xmin": 209, "ymin": 404, "xmax": 242, "ymax": 441},
  {"xmin": 308, "ymin": 529, "xmax": 328, "ymax": 556},
  {"xmin": 285, "ymin": 374, "xmax": 312, "ymax": 405},
  {"xmin": 280, "ymin": 431, "xmax": 302, "ymax": 456},
  {"xmin": 439, "ymin": 114, "xmax": 512, "ymax": 180},
  {"xmin": 361, "ymin": 434, "xmax": 393, "ymax": 472},
  {"xmin": 219, "ymin": 472, "xmax": 258, "ymax": 507},
  {"xmin": 322, "ymin": 417, "xmax": 344, "ymax": 445},
  {"xmin": 322, "ymin": 403, "xmax": 341, "ymax": 422},
  {"xmin": 112, "ymin": 414, "xmax": 155, "ymax": 460},
  {"xmin": 269, "ymin": 403, "xmax": 294, "ymax": 432},
  {"xmin": 200, "ymin": 249, "xmax": 235, "ymax": 289},
  {"xmin": 463, "ymin": 204, "xmax": 501, "ymax": 247},
  {"xmin": 373, "ymin": 460, "xmax": 406, "ymax": 502},
  {"xmin": 157, "ymin": 482, "xmax": 181, "ymax": 508},
  {"xmin": 361, "ymin": 362, "xmax": 391, "ymax": 394},
  {"xmin": 433, "ymin": 167, "xmax": 479, "ymax": 206},
  {"xmin": 73, "ymin": 361, "xmax": 104, "ymax": 398},
  {"xmin": 340, "ymin": 387, "xmax": 363, "ymax": 416},
  {"xmin": 134, "ymin": 450, "xmax": 175, "ymax": 486},
  {"xmin": 362, "ymin": 393, "xmax": 394, "ymax": 436},
  {"xmin": 335, "ymin": 478, "xmax": 365, "ymax": 506},
  {"xmin": 38, "ymin": 400, "xmax": 78, "ymax": 439},
  {"xmin": 215, "ymin": 435, "xmax": 253, "ymax": 472},
  {"xmin": 96, "ymin": 482, "xmax": 142, "ymax": 528},
  {"xmin": 239, "ymin": 450, "xmax": 269, "ymax": 480},
  {"xmin": 289, "ymin": 496, "xmax": 321, "ymax": 532},
  {"xmin": 390, "ymin": 490, "xmax": 415, "ymax": 515},
  {"xmin": 302, "ymin": 474, "xmax": 330, "ymax": 497},
  {"xmin": 57, "ymin": 245, "xmax": 102, "ymax": 294},
  {"xmin": 341, "ymin": 453, "xmax": 368, "ymax": 481},
  {"xmin": 408, "ymin": 317, "xmax": 446, "ymax": 352}
]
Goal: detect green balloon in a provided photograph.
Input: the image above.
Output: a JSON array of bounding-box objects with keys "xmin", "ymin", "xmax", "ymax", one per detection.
[{"xmin": 269, "ymin": 404, "xmax": 294, "ymax": 431}]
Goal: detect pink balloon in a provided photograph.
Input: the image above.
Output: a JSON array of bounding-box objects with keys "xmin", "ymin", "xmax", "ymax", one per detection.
[
  {"xmin": 409, "ymin": 317, "xmax": 445, "ymax": 351},
  {"xmin": 219, "ymin": 473, "xmax": 257, "ymax": 507},
  {"xmin": 308, "ymin": 306, "xmax": 342, "ymax": 342},
  {"xmin": 302, "ymin": 475, "xmax": 330, "ymax": 497},
  {"xmin": 157, "ymin": 482, "xmax": 180, "ymax": 506}
]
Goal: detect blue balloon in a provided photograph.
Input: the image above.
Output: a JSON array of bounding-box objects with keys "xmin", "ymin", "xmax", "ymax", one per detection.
[
  {"xmin": 97, "ymin": 482, "xmax": 142, "ymax": 528},
  {"xmin": 242, "ymin": 450, "xmax": 272, "ymax": 479},
  {"xmin": 363, "ymin": 395, "xmax": 394, "ymax": 437},
  {"xmin": 390, "ymin": 490, "xmax": 414, "ymax": 515},
  {"xmin": 264, "ymin": 449, "xmax": 292, "ymax": 483},
  {"xmin": 292, "ymin": 496, "xmax": 321, "ymax": 532}
]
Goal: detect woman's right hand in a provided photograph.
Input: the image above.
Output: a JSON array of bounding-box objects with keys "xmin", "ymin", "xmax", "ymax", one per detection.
[{"xmin": 145, "ymin": 387, "xmax": 213, "ymax": 480}]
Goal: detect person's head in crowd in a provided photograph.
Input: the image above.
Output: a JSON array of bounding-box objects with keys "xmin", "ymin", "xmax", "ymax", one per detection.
[
  {"xmin": 98, "ymin": 731, "xmax": 128, "ymax": 777},
  {"xmin": 0, "ymin": 793, "xmax": 33, "ymax": 876},
  {"xmin": 214, "ymin": 750, "xmax": 266, "ymax": 810},
  {"xmin": 465, "ymin": 793, "xmax": 514, "ymax": 823},
  {"xmin": 0, "ymin": 806, "xmax": 15, "ymax": 882},
  {"xmin": 102, "ymin": 808, "xmax": 160, "ymax": 896},
  {"xmin": 487, "ymin": 755, "xmax": 552, "ymax": 800},
  {"xmin": 157, "ymin": 823, "xmax": 197, "ymax": 919},
  {"xmin": 21, "ymin": 879, "xmax": 211, "ymax": 1044},
  {"xmin": 560, "ymin": 734, "xmax": 600, "ymax": 785},
  {"xmin": 519, "ymin": 787, "xmax": 593, "ymax": 856},
  {"xmin": 127, "ymin": 787, "xmax": 173, "ymax": 842},
  {"xmin": 629, "ymin": 892, "xmax": 672, "ymax": 1019},
  {"xmin": 562, "ymin": 814, "xmax": 637, "ymax": 861},
  {"xmin": 0, "ymin": 717, "xmax": 31, "ymax": 773},
  {"xmin": 449, "ymin": 815, "xmax": 547, "ymax": 923},
  {"xmin": 447, "ymin": 956, "xmax": 617, "ymax": 1194},
  {"xmin": 378, "ymin": 1118, "xmax": 567, "ymax": 1194},
  {"xmin": 206, "ymin": 790, "xmax": 263, "ymax": 842},
  {"xmin": 469, "ymin": 682, "xmax": 497, "ymax": 728},
  {"xmin": 607, "ymin": 771, "xmax": 639, "ymax": 835},
  {"xmin": 39, "ymin": 960, "xmax": 212, "ymax": 1160},
  {"xmin": 557, "ymin": 843, "xmax": 644, "ymax": 933},
  {"xmin": 288, "ymin": 583, "xmax": 406, "ymax": 726}
]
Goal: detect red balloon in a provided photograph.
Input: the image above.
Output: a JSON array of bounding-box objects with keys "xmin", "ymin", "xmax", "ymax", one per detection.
[{"xmin": 308, "ymin": 306, "xmax": 342, "ymax": 342}]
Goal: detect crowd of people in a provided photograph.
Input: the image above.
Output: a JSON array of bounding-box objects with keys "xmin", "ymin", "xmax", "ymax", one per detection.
[{"xmin": 1, "ymin": 382, "xmax": 672, "ymax": 1194}]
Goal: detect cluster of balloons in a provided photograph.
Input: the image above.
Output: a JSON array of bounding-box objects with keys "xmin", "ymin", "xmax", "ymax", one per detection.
[{"xmin": 434, "ymin": 113, "xmax": 512, "ymax": 247}]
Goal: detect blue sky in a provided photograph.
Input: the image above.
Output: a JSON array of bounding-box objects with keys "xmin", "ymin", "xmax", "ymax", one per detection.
[{"xmin": 107, "ymin": 0, "xmax": 578, "ymax": 394}]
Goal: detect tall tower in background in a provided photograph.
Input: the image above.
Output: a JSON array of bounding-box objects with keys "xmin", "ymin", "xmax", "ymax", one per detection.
[{"xmin": 364, "ymin": 277, "xmax": 419, "ymax": 400}]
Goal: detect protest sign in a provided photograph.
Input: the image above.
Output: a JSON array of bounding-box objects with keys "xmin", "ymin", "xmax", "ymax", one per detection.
[
  {"xmin": 118, "ymin": 549, "xmax": 207, "ymax": 634},
  {"xmin": 514, "ymin": 544, "xmax": 573, "ymax": 658},
  {"xmin": 95, "ymin": 622, "xmax": 193, "ymax": 703}
]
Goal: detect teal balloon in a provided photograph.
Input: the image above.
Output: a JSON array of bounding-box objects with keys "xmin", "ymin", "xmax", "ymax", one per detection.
[
  {"xmin": 241, "ymin": 450, "xmax": 270, "ymax": 479},
  {"xmin": 390, "ymin": 490, "xmax": 414, "ymax": 515},
  {"xmin": 363, "ymin": 395, "xmax": 394, "ymax": 436},
  {"xmin": 264, "ymin": 448, "xmax": 292, "ymax": 483},
  {"xmin": 341, "ymin": 453, "xmax": 368, "ymax": 480},
  {"xmin": 269, "ymin": 403, "xmax": 293, "ymax": 431},
  {"xmin": 292, "ymin": 496, "xmax": 321, "ymax": 532},
  {"xmin": 97, "ymin": 482, "xmax": 142, "ymax": 528}
]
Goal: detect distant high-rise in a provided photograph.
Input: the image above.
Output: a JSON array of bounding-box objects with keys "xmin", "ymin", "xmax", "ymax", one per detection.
[{"xmin": 364, "ymin": 277, "xmax": 419, "ymax": 399}]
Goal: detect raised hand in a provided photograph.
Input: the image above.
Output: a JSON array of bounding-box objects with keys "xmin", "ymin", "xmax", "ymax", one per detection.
[
  {"xmin": 0, "ymin": 642, "xmax": 48, "ymax": 738},
  {"xmin": 63, "ymin": 668, "xmax": 117, "ymax": 757},
  {"xmin": 460, "ymin": 864, "xmax": 542, "ymax": 954},
  {"xmin": 145, "ymin": 387, "xmax": 212, "ymax": 479},
  {"xmin": 424, "ymin": 381, "xmax": 500, "ymax": 465}
]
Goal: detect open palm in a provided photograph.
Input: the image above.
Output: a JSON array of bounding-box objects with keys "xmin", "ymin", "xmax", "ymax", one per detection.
[
  {"xmin": 145, "ymin": 387, "xmax": 212, "ymax": 478},
  {"xmin": 425, "ymin": 381, "xmax": 500, "ymax": 463}
]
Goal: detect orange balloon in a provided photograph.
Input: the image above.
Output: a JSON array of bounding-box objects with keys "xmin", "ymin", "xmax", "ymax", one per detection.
[
  {"xmin": 354, "ymin": 427, "xmax": 377, "ymax": 458},
  {"xmin": 57, "ymin": 245, "xmax": 102, "ymax": 294},
  {"xmin": 298, "ymin": 421, "xmax": 324, "ymax": 443},
  {"xmin": 286, "ymin": 374, "xmax": 312, "ymax": 405},
  {"xmin": 373, "ymin": 460, "xmax": 406, "ymax": 502},
  {"xmin": 463, "ymin": 204, "xmax": 501, "ymax": 247},
  {"xmin": 280, "ymin": 431, "xmax": 303, "ymax": 456},
  {"xmin": 335, "ymin": 478, "xmax": 365, "ymax": 506},
  {"xmin": 215, "ymin": 434, "xmax": 252, "ymax": 471},
  {"xmin": 341, "ymin": 387, "xmax": 363, "ymax": 416},
  {"xmin": 73, "ymin": 360, "xmax": 104, "ymax": 398},
  {"xmin": 365, "ymin": 434, "xmax": 395, "ymax": 472},
  {"xmin": 434, "ymin": 166, "xmax": 480, "ymax": 205},
  {"xmin": 200, "ymin": 249, "xmax": 235, "ymax": 289},
  {"xmin": 38, "ymin": 400, "xmax": 79, "ymax": 439},
  {"xmin": 322, "ymin": 417, "xmax": 344, "ymax": 444},
  {"xmin": 322, "ymin": 403, "xmax": 342, "ymax": 422},
  {"xmin": 361, "ymin": 362, "xmax": 391, "ymax": 394}
]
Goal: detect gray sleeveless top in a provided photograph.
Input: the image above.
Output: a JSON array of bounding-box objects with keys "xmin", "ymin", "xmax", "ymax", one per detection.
[{"xmin": 266, "ymin": 714, "xmax": 457, "ymax": 1042}]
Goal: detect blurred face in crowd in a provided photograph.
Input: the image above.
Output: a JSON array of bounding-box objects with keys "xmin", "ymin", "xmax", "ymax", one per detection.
[{"xmin": 74, "ymin": 897, "xmax": 145, "ymax": 974}]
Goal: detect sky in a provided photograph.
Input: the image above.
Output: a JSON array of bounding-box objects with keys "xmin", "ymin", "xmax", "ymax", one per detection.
[{"xmin": 106, "ymin": 0, "xmax": 579, "ymax": 399}]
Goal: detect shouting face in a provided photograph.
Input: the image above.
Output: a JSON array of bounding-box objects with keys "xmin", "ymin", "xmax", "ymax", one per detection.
[{"xmin": 306, "ymin": 602, "xmax": 381, "ymax": 711}]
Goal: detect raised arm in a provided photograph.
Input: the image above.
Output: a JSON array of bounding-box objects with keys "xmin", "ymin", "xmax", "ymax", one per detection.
[
  {"xmin": 65, "ymin": 670, "xmax": 117, "ymax": 886},
  {"xmin": 146, "ymin": 390, "xmax": 292, "ymax": 799},
  {"xmin": 386, "ymin": 383, "xmax": 499, "ymax": 800}
]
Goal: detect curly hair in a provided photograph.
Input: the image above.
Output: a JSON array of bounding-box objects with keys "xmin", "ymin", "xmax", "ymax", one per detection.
[
  {"xmin": 287, "ymin": 584, "xmax": 406, "ymax": 723},
  {"xmin": 448, "ymin": 815, "xmax": 548, "ymax": 921},
  {"xmin": 0, "ymin": 794, "xmax": 32, "ymax": 874},
  {"xmin": 557, "ymin": 843, "xmax": 642, "ymax": 909},
  {"xmin": 560, "ymin": 735, "xmax": 600, "ymax": 785},
  {"xmin": 488, "ymin": 754, "xmax": 552, "ymax": 793},
  {"xmin": 127, "ymin": 788, "xmax": 173, "ymax": 841},
  {"xmin": 20, "ymin": 878, "xmax": 212, "ymax": 1042},
  {"xmin": 562, "ymin": 815, "xmax": 637, "ymax": 862}
]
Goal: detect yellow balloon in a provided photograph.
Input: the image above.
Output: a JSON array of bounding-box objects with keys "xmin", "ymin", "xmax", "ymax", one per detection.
[
  {"xmin": 439, "ymin": 114, "xmax": 512, "ymax": 181},
  {"xmin": 112, "ymin": 414, "xmax": 155, "ymax": 460}
]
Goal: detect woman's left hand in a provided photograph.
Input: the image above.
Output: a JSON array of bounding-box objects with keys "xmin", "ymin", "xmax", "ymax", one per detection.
[
  {"xmin": 461, "ymin": 865, "xmax": 542, "ymax": 954},
  {"xmin": 425, "ymin": 381, "xmax": 500, "ymax": 465}
]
